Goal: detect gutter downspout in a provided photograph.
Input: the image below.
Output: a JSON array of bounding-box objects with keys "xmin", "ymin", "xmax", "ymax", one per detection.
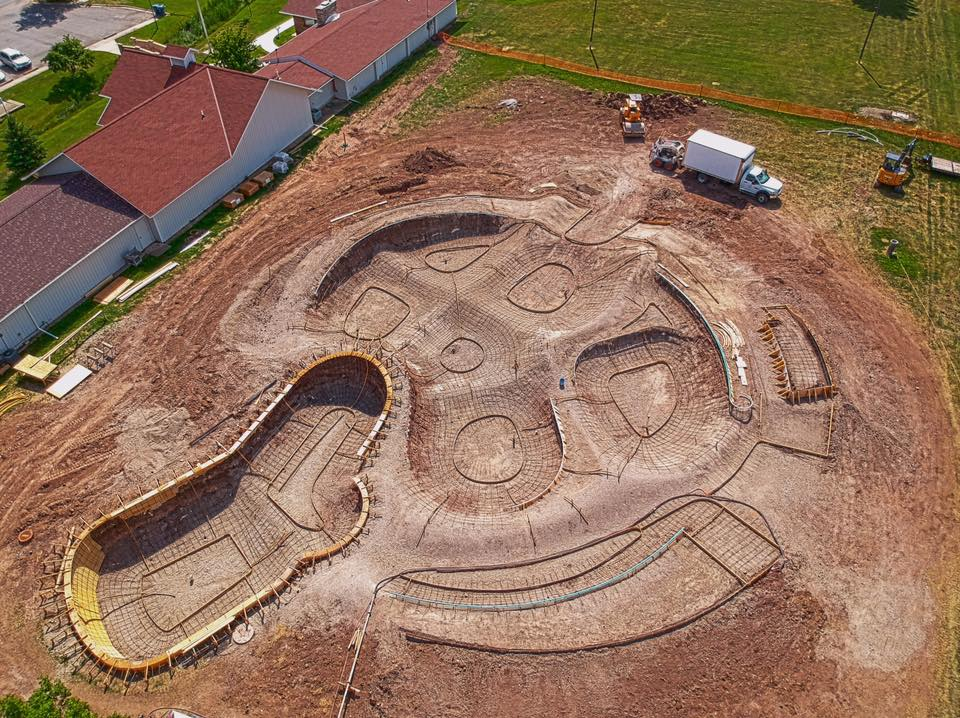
[{"xmin": 22, "ymin": 301, "xmax": 57, "ymax": 340}]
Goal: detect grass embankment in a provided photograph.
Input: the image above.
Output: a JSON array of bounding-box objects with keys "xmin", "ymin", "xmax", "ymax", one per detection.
[
  {"xmin": 0, "ymin": 52, "xmax": 117, "ymax": 192},
  {"xmin": 456, "ymin": 0, "xmax": 960, "ymax": 135}
]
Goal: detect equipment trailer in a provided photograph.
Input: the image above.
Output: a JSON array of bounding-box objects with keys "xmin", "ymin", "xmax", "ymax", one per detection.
[{"xmin": 922, "ymin": 154, "xmax": 960, "ymax": 178}]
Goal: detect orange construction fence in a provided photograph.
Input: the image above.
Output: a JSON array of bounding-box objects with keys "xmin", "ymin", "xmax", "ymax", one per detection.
[{"xmin": 439, "ymin": 33, "xmax": 960, "ymax": 150}]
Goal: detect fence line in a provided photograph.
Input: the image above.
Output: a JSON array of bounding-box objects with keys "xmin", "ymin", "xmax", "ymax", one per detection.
[{"xmin": 439, "ymin": 33, "xmax": 960, "ymax": 150}]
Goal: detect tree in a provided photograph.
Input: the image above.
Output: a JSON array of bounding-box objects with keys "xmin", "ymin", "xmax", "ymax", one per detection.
[
  {"xmin": 208, "ymin": 24, "xmax": 260, "ymax": 73},
  {"xmin": 0, "ymin": 677, "xmax": 127, "ymax": 718},
  {"xmin": 45, "ymin": 36, "xmax": 94, "ymax": 76},
  {"xmin": 3, "ymin": 116, "xmax": 45, "ymax": 178}
]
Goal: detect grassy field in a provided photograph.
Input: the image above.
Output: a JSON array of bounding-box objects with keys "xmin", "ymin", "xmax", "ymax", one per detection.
[
  {"xmin": 457, "ymin": 0, "xmax": 960, "ymax": 135},
  {"xmin": 0, "ymin": 52, "xmax": 117, "ymax": 193}
]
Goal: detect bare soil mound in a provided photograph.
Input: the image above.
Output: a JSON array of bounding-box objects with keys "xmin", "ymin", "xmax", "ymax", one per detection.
[
  {"xmin": 596, "ymin": 92, "xmax": 705, "ymax": 119},
  {"xmin": 402, "ymin": 147, "xmax": 461, "ymax": 175}
]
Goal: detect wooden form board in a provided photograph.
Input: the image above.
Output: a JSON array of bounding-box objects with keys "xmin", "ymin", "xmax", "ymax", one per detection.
[
  {"xmin": 117, "ymin": 262, "xmax": 178, "ymax": 303},
  {"xmin": 93, "ymin": 277, "xmax": 133, "ymax": 305},
  {"xmin": 13, "ymin": 354, "xmax": 57, "ymax": 381}
]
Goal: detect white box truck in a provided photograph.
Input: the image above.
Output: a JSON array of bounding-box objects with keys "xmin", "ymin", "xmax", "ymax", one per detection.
[{"xmin": 684, "ymin": 129, "xmax": 783, "ymax": 203}]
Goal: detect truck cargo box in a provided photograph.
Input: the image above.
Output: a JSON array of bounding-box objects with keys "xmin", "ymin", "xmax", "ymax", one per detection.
[{"xmin": 685, "ymin": 129, "xmax": 756, "ymax": 184}]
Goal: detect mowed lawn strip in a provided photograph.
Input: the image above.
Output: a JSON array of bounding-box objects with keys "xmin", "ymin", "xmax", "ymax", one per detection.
[{"xmin": 458, "ymin": 0, "xmax": 960, "ymax": 135}]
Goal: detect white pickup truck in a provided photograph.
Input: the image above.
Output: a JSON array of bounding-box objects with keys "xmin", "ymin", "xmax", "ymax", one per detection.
[{"xmin": 684, "ymin": 129, "xmax": 783, "ymax": 204}]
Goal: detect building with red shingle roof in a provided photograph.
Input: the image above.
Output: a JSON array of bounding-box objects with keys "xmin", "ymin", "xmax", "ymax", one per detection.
[
  {"xmin": 0, "ymin": 64, "xmax": 313, "ymax": 353},
  {"xmin": 36, "ymin": 64, "xmax": 313, "ymax": 240},
  {"xmin": 260, "ymin": 0, "xmax": 456, "ymax": 103},
  {"xmin": 98, "ymin": 43, "xmax": 201, "ymax": 126}
]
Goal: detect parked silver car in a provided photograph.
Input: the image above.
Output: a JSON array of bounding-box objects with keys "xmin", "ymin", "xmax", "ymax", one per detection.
[{"xmin": 0, "ymin": 49, "xmax": 31, "ymax": 72}]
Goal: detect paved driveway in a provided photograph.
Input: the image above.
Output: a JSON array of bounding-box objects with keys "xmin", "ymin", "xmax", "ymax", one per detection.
[{"xmin": 0, "ymin": 0, "xmax": 150, "ymax": 64}]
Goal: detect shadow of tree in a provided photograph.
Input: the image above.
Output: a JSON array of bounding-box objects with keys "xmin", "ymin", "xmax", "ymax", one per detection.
[
  {"xmin": 852, "ymin": 0, "xmax": 918, "ymax": 20},
  {"xmin": 15, "ymin": 2, "xmax": 71, "ymax": 30},
  {"xmin": 46, "ymin": 71, "xmax": 97, "ymax": 105}
]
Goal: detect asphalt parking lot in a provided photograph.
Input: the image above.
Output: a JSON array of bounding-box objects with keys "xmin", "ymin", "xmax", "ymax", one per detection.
[{"xmin": 0, "ymin": 0, "xmax": 149, "ymax": 69}]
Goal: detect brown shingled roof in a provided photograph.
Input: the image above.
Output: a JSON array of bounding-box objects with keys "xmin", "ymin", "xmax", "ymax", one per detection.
[
  {"xmin": 254, "ymin": 58, "xmax": 332, "ymax": 91},
  {"xmin": 0, "ymin": 173, "xmax": 142, "ymax": 321},
  {"xmin": 99, "ymin": 46, "xmax": 200, "ymax": 126},
  {"xmin": 67, "ymin": 66, "xmax": 269, "ymax": 216},
  {"xmin": 272, "ymin": 0, "xmax": 454, "ymax": 80}
]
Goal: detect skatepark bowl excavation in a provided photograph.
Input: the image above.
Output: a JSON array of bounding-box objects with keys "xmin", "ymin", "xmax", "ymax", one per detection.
[
  {"xmin": 53, "ymin": 194, "xmax": 837, "ymax": 682},
  {"xmin": 60, "ymin": 353, "xmax": 391, "ymax": 675}
]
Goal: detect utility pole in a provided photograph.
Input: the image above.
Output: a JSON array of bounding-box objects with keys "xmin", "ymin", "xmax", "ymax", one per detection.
[
  {"xmin": 859, "ymin": 0, "xmax": 880, "ymax": 62},
  {"xmin": 588, "ymin": 0, "xmax": 600, "ymax": 69},
  {"xmin": 196, "ymin": 0, "xmax": 210, "ymax": 49}
]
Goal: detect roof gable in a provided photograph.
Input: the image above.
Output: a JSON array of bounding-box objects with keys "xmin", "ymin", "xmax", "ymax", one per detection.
[
  {"xmin": 99, "ymin": 47, "xmax": 200, "ymax": 126},
  {"xmin": 209, "ymin": 67, "xmax": 269, "ymax": 150},
  {"xmin": 66, "ymin": 67, "xmax": 270, "ymax": 216},
  {"xmin": 254, "ymin": 58, "xmax": 333, "ymax": 91}
]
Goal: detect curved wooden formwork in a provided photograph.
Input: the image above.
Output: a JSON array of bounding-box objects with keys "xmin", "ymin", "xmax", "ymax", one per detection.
[
  {"xmin": 758, "ymin": 305, "xmax": 837, "ymax": 403},
  {"xmin": 60, "ymin": 351, "xmax": 392, "ymax": 678}
]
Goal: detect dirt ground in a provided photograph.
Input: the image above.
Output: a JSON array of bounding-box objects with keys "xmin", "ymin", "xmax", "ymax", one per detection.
[{"xmin": 0, "ymin": 45, "xmax": 955, "ymax": 717}]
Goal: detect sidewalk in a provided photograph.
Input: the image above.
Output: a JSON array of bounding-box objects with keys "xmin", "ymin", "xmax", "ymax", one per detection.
[
  {"xmin": 89, "ymin": 16, "xmax": 158, "ymax": 55},
  {"xmin": 254, "ymin": 18, "xmax": 294, "ymax": 53}
]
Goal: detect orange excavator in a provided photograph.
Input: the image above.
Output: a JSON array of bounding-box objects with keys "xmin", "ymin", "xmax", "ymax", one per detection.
[
  {"xmin": 620, "ymin": 94, "xmax": 646, "ymax": 139},
  {"xmin": 875, "ymin": 137, "xmax": 917, "ymax": 193}
]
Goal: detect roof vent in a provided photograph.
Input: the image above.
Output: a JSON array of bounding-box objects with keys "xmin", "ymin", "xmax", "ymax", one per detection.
[{"xmin": 316, "ymin": 0, "xmax": 338, "ymax": 25}]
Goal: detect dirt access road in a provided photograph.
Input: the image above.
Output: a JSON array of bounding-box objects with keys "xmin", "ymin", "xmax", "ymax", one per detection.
[{"xmin": 0, "ymin": 45, "xmax": 955, "ymax": 717}]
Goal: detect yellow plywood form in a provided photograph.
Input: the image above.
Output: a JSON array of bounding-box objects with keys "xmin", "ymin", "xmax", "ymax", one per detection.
[
  {"xmin": 60, "ymin": 351, "xmax": 393, "ymax": 676},
  {"xmin": 13, "ymin": 355, "xmax": 57, "ymax": 381},
  {"xmin": 93, "ymin": 277, "xmax": 133, "ymax": 305}
]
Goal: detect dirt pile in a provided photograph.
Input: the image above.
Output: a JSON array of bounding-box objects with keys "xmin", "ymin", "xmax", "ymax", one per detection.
[
  {"xmin": 596, "ymin": 92, "xmax": 704, "ymax": 119},
  {"xmin": 402, "ymin": 147, "xmax": 461, "ymax": 175},
  {"xmin": 597, "ymin": 92, "xmax": 626, "ymax": 109},
  {"xmin": 642, "ymin": 93, "xmax": 705, "ymax": 119}
]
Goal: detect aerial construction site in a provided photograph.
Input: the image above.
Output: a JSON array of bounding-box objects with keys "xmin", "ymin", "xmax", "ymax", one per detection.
[{"xmin": 0, "ymin": 47, "xmax": 955, "ymax": 718}]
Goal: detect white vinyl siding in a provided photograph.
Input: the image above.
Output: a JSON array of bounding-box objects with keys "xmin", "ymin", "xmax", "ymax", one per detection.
[
  {"xmin": 435, "ymin": 1, "xmax": 457, "ymax": 30},
  {"xmin": 0, "ymin": 216, "xmax": 153, "ymax": 351},
  {"xmin": 151, "ymin": 81, "xmax": 313, "ymax": 241},
  {"xmin": 343, "ymin": 1, "xmax": 457, "ymax": 100},
  {"xmin": 310, "ymin": 80, "xmax": 335, "ymax": 111},
  {"xmin": 35, "ymin": 154, "xmax": 83, "ymax": 179},
  {"xmin": 346, "ymin": 64, "xmax": 377, "ymax": 99},
  {"xmin": 0, "ymin": 306, "xmax": 34, "ymax": 353}
]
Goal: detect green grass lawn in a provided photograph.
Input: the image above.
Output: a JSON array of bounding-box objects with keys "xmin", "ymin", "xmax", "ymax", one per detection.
[
  {"xmin": 0, "ymin": 52, "xmax": 117, "ymax": 194},
  {"xmin": 457, "ymin": 0, "xmax": 960, "ymax": 135},
  {"xmin": 273, "ymin": 23, "xmax": 296, "ymax": 46}
]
